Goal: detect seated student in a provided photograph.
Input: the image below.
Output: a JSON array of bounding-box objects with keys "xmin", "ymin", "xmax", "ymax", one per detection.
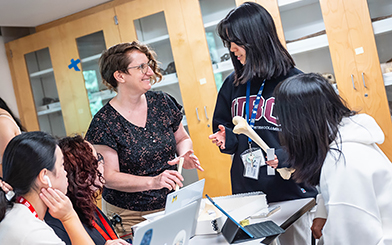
[
  {"xmin": 274, "ymin": 73, "xmax": 392, "ymax": 244},
  {"xmin": 0, "ymin": 131, "xmax": 94, "ymax": 245},
  {"xmin": 45, "ymin": 135, "xmax": 129, "ymax": 245}
]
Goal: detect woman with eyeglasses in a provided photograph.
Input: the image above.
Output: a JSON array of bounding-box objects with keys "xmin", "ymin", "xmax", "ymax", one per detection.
[
  {"xmin": 208, "ymin": 2, "xmax": 317, "ymax": 244},
  {"xmin": 85, "ymin": 41, "xmax": 203, "ymax": 236},
  {"xmin": 45, "ymin": 135, "xmax": 129, "ymax": 245}
]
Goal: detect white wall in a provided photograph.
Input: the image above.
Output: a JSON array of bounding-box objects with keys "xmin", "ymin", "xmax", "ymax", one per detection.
[{"xmin": 0, "ymin": 36, "xmax": 19, "ymax": 117}]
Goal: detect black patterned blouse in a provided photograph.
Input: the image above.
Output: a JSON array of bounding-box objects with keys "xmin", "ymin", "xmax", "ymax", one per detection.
[{"xmin": 85, "ymin": 91, "xmax": 183, "ymax": 211}]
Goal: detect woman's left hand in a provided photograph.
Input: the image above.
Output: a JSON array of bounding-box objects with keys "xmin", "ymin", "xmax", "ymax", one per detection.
[
  {"xmin": 168, "ymin": 150, "xmax": 204, "ymax": 171},
  {"xmin": 266, "ymin": 155, "xmax": 278, "ymax": 169}
]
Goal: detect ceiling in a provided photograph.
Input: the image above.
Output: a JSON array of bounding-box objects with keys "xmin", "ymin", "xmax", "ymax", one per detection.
[{"xmin": 0, "ymin": 0, "xmax": 112, "ymax": 27}]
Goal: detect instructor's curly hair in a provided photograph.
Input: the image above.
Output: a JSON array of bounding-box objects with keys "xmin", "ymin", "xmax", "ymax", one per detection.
[{"xmin": 58, "ymin": 135, "xmax": 104, "ymax": 228}]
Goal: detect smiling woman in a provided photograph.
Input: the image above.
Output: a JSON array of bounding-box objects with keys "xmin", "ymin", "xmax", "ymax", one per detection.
[{"xmin": 85, "ymin": 41, "xmax": 203, "ymax": 237}]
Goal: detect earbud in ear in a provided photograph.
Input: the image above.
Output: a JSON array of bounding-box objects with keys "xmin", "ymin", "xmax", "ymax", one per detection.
[{"xmin": 43, "ymin": 175, "xmax": 52, "ymax": 188}]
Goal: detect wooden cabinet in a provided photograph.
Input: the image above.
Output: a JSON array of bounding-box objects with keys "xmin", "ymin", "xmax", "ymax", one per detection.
[
  {"xmin": 319, "ymin": 0, "xmax": 392, "ymax": 159},
  {"xmin": 5, "ymin": 8, "xmax": 121, "ymax": 137},
  {"xmin": 114, "ymin": 0, "xmax": 232, "ymax": 196},
  {"xmin": 274, "ymin": 0, "xmax": 392, "ymax": 160},
  {"xmin": 6, "ymin": 28, "xmax": 75, "ymax": 137},
  {"xmin": 6, "ymin": 0, "xmax": 392, "ymax": 197}
]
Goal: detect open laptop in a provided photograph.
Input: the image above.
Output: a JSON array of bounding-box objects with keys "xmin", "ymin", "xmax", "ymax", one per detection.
[
  {"xmin": 165, "ymin": 178, "xmax": 205, "ymax": 214},
  {"xmin": 205, "ymin": 194, "xmax": 285, "ymax": 243},
  {"xmin": 133, "ymin": 201, "xmax": 199, "ymax": 245},
  {"xmin": 142, "ymin": 179, "xmax": 205, "ymax": 237}
]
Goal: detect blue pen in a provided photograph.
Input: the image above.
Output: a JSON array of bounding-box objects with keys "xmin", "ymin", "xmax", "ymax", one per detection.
[{"xmin": 205, "ymin": 194, "xmax": 254, "ymax": 238}]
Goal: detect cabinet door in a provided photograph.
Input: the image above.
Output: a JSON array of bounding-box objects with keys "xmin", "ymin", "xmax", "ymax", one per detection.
[
  {"xmin": 115, "ymin": 0, "xmax": 232, "ymax": 196},
  {"xmin": 6, "ymin": 28, "xmax": 69, "ymax": 137},
  {"xmin": 57, "ymin": 8, "xmax": 122, "ymax": 135},
  {"xmin": 278, "ymin": 0, "xmax": 337, "ymax": 88},
  {"xmin": 320, "ymin": 0, "xmax": 392, "ymax": 160},
  {"xmin": 198, "ymin": 0, "xmax": 237, "ymax": 91}
]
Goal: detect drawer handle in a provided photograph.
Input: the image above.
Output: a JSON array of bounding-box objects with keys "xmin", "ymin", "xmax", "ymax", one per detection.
[
  {"xmin": 351, "ymin": 74, "xmax": 356, "ymax": 90},
  {"xmin": 204, "ymin": 106, "xmax": 209, "ymax": 120},
  {"xmin": 362, "ymin": 72, "xmax": 367, "ymax": 88},
  {"xmin": 196, "ymin": 108, "xmax": 200, "ymax": 121}
]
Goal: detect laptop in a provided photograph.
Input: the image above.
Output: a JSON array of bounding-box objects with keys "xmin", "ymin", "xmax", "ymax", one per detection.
[
  {"xmin": 165, "ymin": 178, "xmax": 205, "ymax": 214},
  {"xmin": 133, "ymin": 201, "xmax": 199, "ymax": 245},
  {"xmin": 205, "ymin": 194, "xmax": 285, "ymax": 244},
  {"xmin": 142, "ymin": 179, "xmax": 205, "ymax": 237}
]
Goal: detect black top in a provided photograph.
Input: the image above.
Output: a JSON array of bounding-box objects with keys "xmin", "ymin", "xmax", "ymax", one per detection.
[
  {"xmin": 44, "ymin": 208, "xmax": 117, "ymax": 245},
  {"xmin": 85, "ymin": 91, "xmax": 183, "ymax": 211},
  {"xmin": 212, "ymin": 68, "xmax": 317, "ymax": 203}
]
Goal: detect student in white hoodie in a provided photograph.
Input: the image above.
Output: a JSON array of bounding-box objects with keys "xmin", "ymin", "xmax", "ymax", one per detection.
[{"xmin": 274, "ymin": 73, "xmax": 392, "ymax": 244}]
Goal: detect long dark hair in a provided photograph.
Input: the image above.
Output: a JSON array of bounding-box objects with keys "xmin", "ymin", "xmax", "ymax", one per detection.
[
  {"xmin": 217, "ymin": 1, "xmax": 295, "ymax": 86},
  {"xmin": 0, "ymin": 131, "xmax": 57, "ymax": 221},
  {"xmin": 274, "ymin": 73, "xmax": 356, "ymax": 186},
  {"xmin": 0, "ymin": 97, "xmax": 26, "ymax": 132},
  {"xmin": 58, "ymin": 135, "xmax": 103, "ymax": 228}
]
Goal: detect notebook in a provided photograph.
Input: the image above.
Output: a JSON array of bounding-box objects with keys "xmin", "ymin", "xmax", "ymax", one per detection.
[
  {"xmin": 132, "ymin": 201, "xmax": 199, "ymax": 245},
  {"xmin": 205, "ymin": 194, "xmax": 285, "ymax": 243}
]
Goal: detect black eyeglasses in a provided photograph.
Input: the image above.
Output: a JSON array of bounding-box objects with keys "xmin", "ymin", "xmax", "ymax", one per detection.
[
  {"xmin": 97, "ymin": 153, "xmax": 104, "ymax": 164},
  {"xmin": 127, "ymin": 60, "xmax": 153, "ymax": 75}
]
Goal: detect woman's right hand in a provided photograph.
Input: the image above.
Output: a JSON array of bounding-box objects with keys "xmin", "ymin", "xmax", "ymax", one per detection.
[
  {"xmin": 105, "ymin": 239, "xmax": 130, "ymax": 245},
  {"xmin": 153, "ymin": 170, "xmax": 184, "ymax": 191},
  {"xmin": 39, "ymin": 188, "xmax": 76, "ymax": 222},
  {"xmin": 208, "ymin": 125, "xmax": 226, "ymax": 150}
]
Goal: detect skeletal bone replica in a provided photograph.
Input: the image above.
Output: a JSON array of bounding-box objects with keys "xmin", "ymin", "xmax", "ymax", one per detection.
[
  {"xmin": 232, "ymin": 116, "xmax": 269, "ymax": 152},
  {"xmin": 232, "ymin": 116, "xmax": 295, "ymax": 180}
]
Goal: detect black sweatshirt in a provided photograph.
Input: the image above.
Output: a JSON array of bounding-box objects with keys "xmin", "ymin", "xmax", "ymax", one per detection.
[{"xmin": 212, "ymin": 67, "xmax": 317, "ymax": 203}]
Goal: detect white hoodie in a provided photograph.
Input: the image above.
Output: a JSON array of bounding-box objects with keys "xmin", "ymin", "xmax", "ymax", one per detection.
[{"xmin": 319, "ymin": 113, "xmax": 392, "ymax": 245}]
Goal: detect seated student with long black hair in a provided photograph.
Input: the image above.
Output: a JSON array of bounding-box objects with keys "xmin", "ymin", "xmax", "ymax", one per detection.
[
  {"xmin": 45, "ymin": 135, "xmax": 129, "ymax": 245},
  {"xmin": 0, "ymin": 131, "xmax": 94, "ymax": 245},
  {"xmin": 274, "ymin": 73, "xmax": 392, "ymax": 244}
]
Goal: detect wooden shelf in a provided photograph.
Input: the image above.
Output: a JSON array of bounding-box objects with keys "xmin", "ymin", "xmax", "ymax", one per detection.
[
  {"xmin": 384, "ymin": 72, "xmax": 392, "ymax": 87},
  {"xmin": 278, "ymin": 0, "xmax": 319, "ymax": 12},
  {"xmin": 37, "ymin": 102, "xmax": 62, "ymax": 116},
  {"xmin": 29, "ymin": 68, "xmax": 54, "ymax": 78},
  {"xmin": 152, "ymin": 73, "xmax": 178, "ymax": 89},
  {"xmin": 89, "ymin": 89, "xmax": 117, "ymax": 103},
  {"xmin": 81, "ymin": 54, "xmax": 101, "ymax": 63},
  {"xmin": 143, "ymin": 34, "xmax": 170, "ymax": 45},
  {"xmin": 213, "ymin": 60, "xmax": 233, "ymax": 74},
  {"xmin": 373, "ymin": 17, "xmax": 392, "ymax": 35},
  {"xmin": 287, "ymin": 34, "xmax": 329, "ymax": 55}
]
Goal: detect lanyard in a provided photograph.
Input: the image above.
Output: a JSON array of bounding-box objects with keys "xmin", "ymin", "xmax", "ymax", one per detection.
[
  {"xmin": 16, "ymin": 196, "xmax": 39, "ymax": 219},
  {"xmin": 93, "ymin": 207, "xmax": 118, "ymax": 241},
  {"xmin": 246, "ymin": 79, "xmax": 266, "ymax": 143}
]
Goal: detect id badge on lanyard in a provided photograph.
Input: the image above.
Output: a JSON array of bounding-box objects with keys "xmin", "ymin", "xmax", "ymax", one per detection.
[{"xmin": 241, "ymin": 79, "xmax": 275, "ymax": 179}]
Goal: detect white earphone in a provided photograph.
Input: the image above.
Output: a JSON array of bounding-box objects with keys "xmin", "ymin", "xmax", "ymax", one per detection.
[{"xmin": 43, "ymin": 175, "xmax": 52, "ymax": 188}]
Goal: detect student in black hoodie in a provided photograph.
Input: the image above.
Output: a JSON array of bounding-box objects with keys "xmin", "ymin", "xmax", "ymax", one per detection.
[{"xmin": 209, "ymin": 2, "xmax": 317, "ymax": 244}]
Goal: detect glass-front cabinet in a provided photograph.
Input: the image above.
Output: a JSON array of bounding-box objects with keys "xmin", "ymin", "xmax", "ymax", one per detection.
[
  {"xmin": 7, "ymin": 0, "xmax": 392, "ymax": 195},
  {"xmin": 368, "ymin": 0, "xmax": 392, "ymax": 113},
  {"xmin": 198, "ymin": 0, "xmax": 236, "ymax": 91},
  {"xmin": 25, "ymin": 48, "xmax": 66, "ymax": 137},
  {"xmin": 278, "ymin": 0, "xmax": 336, "ymax": 90},
  {"xmin": 115, "ymin": 0, "xmax": 233, "ymax": 196},
  {"xmin": 5, "ymin": 28, "xmax": 74, "ymax": 136},
  {"xmin": 58, "ymin": 8, "xmax": 122, "ymax": 134},
  {"xmin": 133, "ymin": 11, "xmax": 187, "ymax": 127}
]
